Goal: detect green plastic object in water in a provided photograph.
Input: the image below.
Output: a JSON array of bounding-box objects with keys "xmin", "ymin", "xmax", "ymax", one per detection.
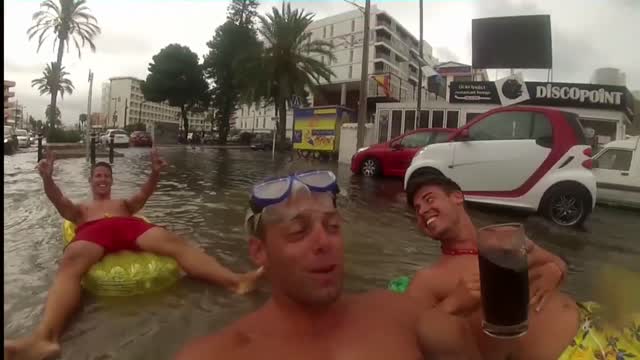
[{"xmin": 388, "ymin": 276, "xmax": 410, "ymax": 293}]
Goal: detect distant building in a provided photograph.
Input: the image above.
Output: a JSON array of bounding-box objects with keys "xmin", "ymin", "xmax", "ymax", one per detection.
[
  {"xmin": 89, "ymin": 112, "xmax": 108, "ymax": 129},
  {"xmin": 4, "ymin": 80, "xmax": 16, "ymax": 125},
  {"xmin": 433, "ymin": 61, "xmax": 489, "ymax": 102},
  {"xmin": 101, "ymin": 77, "xmax": 211, "ymax": 132},
  {"xmin": 591, "ymin": 68, "xmax": 626, "ymax": 86},
  {"xmin": 233, "ymin": 6, "xmax": 440, "ymax": 136}
]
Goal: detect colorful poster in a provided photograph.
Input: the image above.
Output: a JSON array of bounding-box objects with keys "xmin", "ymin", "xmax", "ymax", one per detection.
[{"xmin": 293, "ymin": 108, "xmax": 337, "ymax": 151}]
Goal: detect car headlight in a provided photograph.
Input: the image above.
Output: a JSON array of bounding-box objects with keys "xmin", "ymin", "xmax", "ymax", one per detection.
[
  {"xmin": 356, "ymin": 146, "xmax": 369, "ymax": 153},
  {"xmin": 4, "ymin": 138, "xmax": 8, "ymax": 143}
]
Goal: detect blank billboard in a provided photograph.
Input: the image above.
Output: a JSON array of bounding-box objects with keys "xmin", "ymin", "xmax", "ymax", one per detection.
[{"xmin": 472, "ymin": 15, "xmax": 552, "ymax": 69}]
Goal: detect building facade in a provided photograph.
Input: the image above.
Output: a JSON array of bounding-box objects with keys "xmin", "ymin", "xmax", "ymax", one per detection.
[
  {"xmin": 4, "ymin": 80, "xmax": 16, "ymax": 125},
  {"xmin": 100, "ymin": 77, "xmax": 211, "ymax": 132},
  {"xmin": 233, "ymin": 6, "xmax": 440, "ymax": 136}
]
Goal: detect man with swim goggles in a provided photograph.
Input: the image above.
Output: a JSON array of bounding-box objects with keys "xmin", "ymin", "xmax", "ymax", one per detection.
[{"xmin": 177, "ymin": 170, "xmax": 482, "ymax": 359}]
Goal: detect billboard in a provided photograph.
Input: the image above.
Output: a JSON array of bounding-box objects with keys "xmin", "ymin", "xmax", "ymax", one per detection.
[
  {"xmin": 293, "ymin": 108, "xmax": 338, "ymax": 152},
  {"xmin": 472, "ymin": 15, "xmax": 552, "ymax": 69}
]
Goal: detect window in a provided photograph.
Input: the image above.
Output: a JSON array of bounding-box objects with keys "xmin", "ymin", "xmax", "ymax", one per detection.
[
  {"xmin": 432, "ymin": 111, "xmax": 444, "ymax": 127},
  {"xmin": 348, "ymin": 65, "xmax": 353, "ymax": 78},
  {"xmin": 323, "ymin": 26, "xmax": 327, "ymax": 38},
  {"xmin": 465, "ymin": 112, "xmax": 482, "ymax": 123},
  {"xmin": 468, "ymin": 111, "xmax": 552, "ymax": 142},
  {"xmin": 400, "ymin": 132, "xmax": 432, "ymax": 148},
  {"xmin": 419, "ymin": 110, "xmax": 430, "ymax": 128},
  {"xmin": 432, "ymin": 132, "xmax": 452, "ymax": 144},
  {"xmin": 262, "ymin": 118, "xmax": 266, "ymax": 128},
  {"xmin": 350, "ymin": 49, "xmax": 354, "ymax": 62},
  {"xmin": 351, "ymin": 19, "xmax": 355, "ymax": 32},
  {"xmin": 391, "ymin": 110, "xmax": 402, "ymax": 138},
  {"xmin": 446, "ymin": 111, "xmax": 459, "ymax": 129},
  {"xmin": 404, "ymin": 110, "xmax": 416, "ymax": 132},
  {"xmin": 330, "ymin": 24, "xmax": 334, "ymax": 37},
  {"xmin": 595, "ymin": 149, "xmax": 633, "ymax": 171},
  {"xmin": 321, "ymin": 56, "xmax": 325, "ymax": 64},
  {"xmin": 378, "ymin": 111, "xmax": 389, "ymax": 143}
]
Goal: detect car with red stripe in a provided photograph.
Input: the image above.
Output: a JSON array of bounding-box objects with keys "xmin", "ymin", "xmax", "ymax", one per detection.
[{"xmin": 404, "ymin": 106, "xmax": 596, "ymax": 227}]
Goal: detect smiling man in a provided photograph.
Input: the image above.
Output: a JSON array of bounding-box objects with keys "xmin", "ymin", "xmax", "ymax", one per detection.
[
  {"xmin": 5, "ymin": 148, "xmax": 263, "ymax": 360},
  {"xmin": 176, "ymin": 171, "xmax": 482, "ymax": 360}
]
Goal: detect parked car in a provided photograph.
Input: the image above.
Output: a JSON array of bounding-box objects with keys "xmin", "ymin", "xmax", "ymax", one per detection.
[
  {"xmin": 405, "ymin": 106, "xmax": 596, "ymax": 227},
  {"xmin": 251, "ymin": 140, "xmax": 273, "ymax": 151},
  {"xmin": 100, "ymin": 129, "xmax": 130, "ymax": 147},
  {"xmin": 130, "ymin": 131, "xmax": 153, "ymax": 147},
  {"xmin": 15, "ymin": 129, "xmax": 31, "ymax": 147},
  {"xmin": 592, "ymin": 136, "xmax": 640, "ymax": 209},
  {"xmin": 4, "ymin": 126, "xmax": 18, "ymax": 155},
  {"xmin": 351, "ymin": 128, "xmax": 455, "ymax": 177}
]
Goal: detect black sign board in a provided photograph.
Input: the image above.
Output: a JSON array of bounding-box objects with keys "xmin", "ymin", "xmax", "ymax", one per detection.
[{"xmin": 449, "ymin": 81, "xmax": 635, "ymax": 118}]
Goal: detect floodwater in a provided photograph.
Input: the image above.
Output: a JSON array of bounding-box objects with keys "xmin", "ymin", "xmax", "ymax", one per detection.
[{"xmin": 4, "ymin": 146, "xmax": 640, "ymax": 359}]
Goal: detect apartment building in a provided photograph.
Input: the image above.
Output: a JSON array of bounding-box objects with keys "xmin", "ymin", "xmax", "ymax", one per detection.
[
  {"xmin": 233, "ymin": 6, "xmax": 439, "ymax": 136},
  {"xmin": 4, "ymin": 80, "xmax": 16, "ymax": 125},
  {"xmin": 100, "ymin": 77, "xmax": 211, "ymax": 132}
]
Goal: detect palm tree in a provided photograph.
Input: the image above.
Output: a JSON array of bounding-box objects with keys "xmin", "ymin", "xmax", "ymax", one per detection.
[
  {"xmin": 27, "ymin": 0, "xmax": 100, "ymax": 126},
  {"xmin": 31, "ymin": 62, "xmax": 75, "ymax": 99},
  {"xmin": 255, "ymin": 3, "xmax": 335, "ymax": 148}
]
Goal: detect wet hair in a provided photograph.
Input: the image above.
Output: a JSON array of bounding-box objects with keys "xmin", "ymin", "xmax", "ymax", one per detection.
[
  {"xmin": 405, "ymin": 175, "xmax": 462, "ymax": 209},
  {"xmin": 91, "ymin": 161, "xmax": 112, "ymax": 176}
]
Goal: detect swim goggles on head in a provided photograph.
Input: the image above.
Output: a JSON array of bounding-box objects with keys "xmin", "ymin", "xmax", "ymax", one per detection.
[{"xmin": 245, "ymin": 170, "xmax": 340, "ymax": 235}]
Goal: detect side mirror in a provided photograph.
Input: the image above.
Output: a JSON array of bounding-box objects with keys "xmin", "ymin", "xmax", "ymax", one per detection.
[
  {"xmin": 392, "ymin": 142, "xmax": 403, "ymax": 150},
  {"xmin": 456, "ymin": 128, "xmax": 470, "ymax": 141}
]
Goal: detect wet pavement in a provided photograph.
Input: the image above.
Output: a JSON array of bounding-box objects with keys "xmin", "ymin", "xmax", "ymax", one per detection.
[{"xmin": 4, "ymin": 146, "xmax": 640, "ymax": 359}]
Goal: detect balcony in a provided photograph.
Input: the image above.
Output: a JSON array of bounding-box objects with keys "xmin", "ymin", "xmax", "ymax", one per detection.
[{"xmin": 373, "ymin": 50, "xmax": 393, "ymax": 63}]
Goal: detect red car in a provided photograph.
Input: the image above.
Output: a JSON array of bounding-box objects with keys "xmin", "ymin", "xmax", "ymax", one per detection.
[
  {"xmin": 130, "ymin": 131, "xmax": 153, "ymax": 147},
  {"xmin": 351, "ymin": 128, "xmax": 455, "ymax": 177}
]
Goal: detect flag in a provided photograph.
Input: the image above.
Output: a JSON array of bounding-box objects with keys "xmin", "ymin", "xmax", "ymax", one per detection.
[{"xmin": 371, "ymin": 74, "xmax": 391, "ymax": 97}]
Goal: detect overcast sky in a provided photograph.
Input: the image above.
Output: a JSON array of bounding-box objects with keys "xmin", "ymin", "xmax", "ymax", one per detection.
[{"xmin": 4, "ymin": 0, "xmax": 639, "ymax": 125}]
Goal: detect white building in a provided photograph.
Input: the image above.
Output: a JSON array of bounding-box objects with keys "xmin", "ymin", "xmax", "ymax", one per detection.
[
  {"xmin": 233, "ymin": 6, "xmax": 439, "ymax": 136},
  {"xmin": 100, "ymin": 77, "xmax": 211, "ymax": 132}
]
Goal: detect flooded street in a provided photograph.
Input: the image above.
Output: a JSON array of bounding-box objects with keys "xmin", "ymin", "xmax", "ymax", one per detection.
[{"xmin": 4, "ymin": 146, "xmax": 640, "ymax": 359}]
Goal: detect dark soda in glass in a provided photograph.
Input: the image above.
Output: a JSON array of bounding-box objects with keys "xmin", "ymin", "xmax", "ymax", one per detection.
[{"xmin": 477, "ymin": 223, "xmax": 529, "ymax": 338}]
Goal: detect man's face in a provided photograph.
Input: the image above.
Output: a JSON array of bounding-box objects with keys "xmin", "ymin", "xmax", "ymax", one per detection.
[
  {"xmin": 412, "ymin": 185, "xmax": 464, "ymax": 241},
  {"xmin": 90, "ymin": 166, "xmax": 113, "ymax": 197},
  {"xmin": 250, "ymin": 193, "xmax": 344, "ymax": 307}
]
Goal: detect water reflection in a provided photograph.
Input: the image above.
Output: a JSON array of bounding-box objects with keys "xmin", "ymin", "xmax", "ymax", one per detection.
[{"xmin": 4, "ymin": 147, "xmax": 640, "ymax": 359}]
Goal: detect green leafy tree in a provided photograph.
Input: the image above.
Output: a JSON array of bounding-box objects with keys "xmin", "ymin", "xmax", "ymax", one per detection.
[
  {"xmin": 253, "ymin": 3, "xmax": 335, "ymax": 148},
  {"xmin": 28, "ymin": 115, "xmax": 37, "ymax": 130},
  {"xmin": 45, "ymin": 105, "xmax": 62, "ymax": 128},
  {"xmin": 204, "ymin": 0, "xmax": 261, "ymax": 144},
  {"xmin": 142, "ymin": 44, "xmax": 209, "ymax": 141},
  {"xmin": 31, "ymin": 62, "xmax": 75, "ymax": 99},
  {"xmin": 27, "ymin": 0, "xmax": 100, "ymax": 126}
]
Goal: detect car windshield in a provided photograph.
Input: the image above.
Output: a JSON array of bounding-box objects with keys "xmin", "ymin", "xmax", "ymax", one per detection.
[
  {"xmin": 111, "ymin": 130, "xmax": 128, "ymax": 135},
  {"xmin": 16, "ymin": 130, "xmax": 28, "ymax": 136}
]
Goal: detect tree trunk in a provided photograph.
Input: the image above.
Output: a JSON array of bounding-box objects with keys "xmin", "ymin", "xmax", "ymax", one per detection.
[
  {"xmin": 49, "ymin": 35, "xmax": 66, "ymax": 128},
  {"xmin": 181, "ymin": 105, "xmax": 189, "ymax": 142},
  {"xmin": 277, "ymin": 98, "xmax": 287, "ymax": 151}
]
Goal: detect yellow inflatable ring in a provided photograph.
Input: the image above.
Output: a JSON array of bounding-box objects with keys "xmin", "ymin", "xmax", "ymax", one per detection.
[{"xmin": 62, "ymin": 216, "xmax": 182, "ymax": 297}]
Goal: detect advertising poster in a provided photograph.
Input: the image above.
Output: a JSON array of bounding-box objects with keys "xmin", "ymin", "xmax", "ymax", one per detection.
[{"xmin": 293, "ymin": 108, "xmax": 337, "ymax": 151}]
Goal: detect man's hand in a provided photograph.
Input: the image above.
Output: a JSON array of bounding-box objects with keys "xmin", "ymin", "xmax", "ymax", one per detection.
[
  {"xmin": 150, "ymin": 148, "xmax": 168, "ymax": 174},
  {"xmin": 439, "ymin": 272, "xmax": 482, "ymax": 316},
  {"xmin": 529, "ymin": 262, "xmax": 563, "ymax": 312},
  {"xmin": 36, "ymin": 149, "xmax": 55, "ymax": 179}
]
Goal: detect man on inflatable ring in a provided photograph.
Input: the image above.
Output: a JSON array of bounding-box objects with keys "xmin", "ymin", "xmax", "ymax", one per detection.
[
  {"xmin": 176, "ymin": 171, "xmax": 483, "ymax": 359},
  {"xmin": 5, "ymin": 148, "xmax": 264, "ymax": 360},
  {"xmin": 403, "ymin": 175, "xmax": 639, "ymax": 359}
]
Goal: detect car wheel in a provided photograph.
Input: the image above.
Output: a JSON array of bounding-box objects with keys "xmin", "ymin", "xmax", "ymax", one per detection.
[
  {"xmin": 540, "ymin": 183, "xmax": 592, "ymax": 227},
  {"xmin": 360, "ymin": 158, "xmax": 381, "ymax": 177}
]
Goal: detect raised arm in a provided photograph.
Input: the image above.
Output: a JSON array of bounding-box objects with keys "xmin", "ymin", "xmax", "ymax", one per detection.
[
  {"xmin": 37, "ymin": 150, "xmax": 82, "ymax": 223},
  {"xmin": 125, "ymin": 148, "xmax": 167, "ymax": 214},
  {"xmin": 526, "ymin": 238, "xmax": 568, "ymax": 310}
]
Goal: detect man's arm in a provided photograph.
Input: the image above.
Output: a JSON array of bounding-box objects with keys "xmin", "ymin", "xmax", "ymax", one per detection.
[
  {"xmin": 527, "ymin": 239, "xmax": 568, "ymax": 279},
  {"xmin": 124, "ymin": 170, "xmax": 160, "ymax": 214},
  {"xmin": 526, "ymin": 239, "xmax": 568, "ymax": 309},
  {"xmin": 42, "ymin": 176, "xmax": 82, "ymax": 223},
  {"xmin": 37, "ymin": 150, "xmax": 82, "ymax": 223},
  {"xmin": 125, "ymin": 148, "xmax": 167, "ymax": 214},
  {"xmin": 405, "ymin": 268, "xmax": 444, "ymax": 308},
  {"xmin": 416, "ymin": 307, "xmax": 483, "ymax": 360}
]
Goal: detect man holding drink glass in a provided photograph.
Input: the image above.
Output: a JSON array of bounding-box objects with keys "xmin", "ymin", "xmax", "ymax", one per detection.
[{"xmin": 404, "ymin": 175, "xmax": 639, "ymax": 359}]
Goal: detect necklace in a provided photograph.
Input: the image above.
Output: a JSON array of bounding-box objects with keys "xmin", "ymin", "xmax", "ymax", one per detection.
[{"xmin": 441, "ymin": 247, "xmax": 478, "ymax": 256}]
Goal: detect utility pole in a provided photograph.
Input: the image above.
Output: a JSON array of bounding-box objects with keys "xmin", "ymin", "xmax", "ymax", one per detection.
[
  {"xmin": 356, "ymin": 0, "xmax": 370, "ymax": 149},
  {"xmin": 86, "ymin": 70, "xmax": 93, "ymax": 161},
  {"xmin": 123, "ymin": 99, "xmax": 128, "ymax": 128},
  {"xmin": 415, "ymin": 0, "xmax": 423, "ymax": 126}
]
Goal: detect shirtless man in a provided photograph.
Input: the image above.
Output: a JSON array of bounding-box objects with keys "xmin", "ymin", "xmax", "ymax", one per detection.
[
  {"xmin": 404, "ymin": 175, "xmax": 639, "ymax": 359},
  {"xmin": 5, "ymin": 148, "xmax": 263, "ymax": 360},
  {"xmin": 176, "ymin": 170, "xmax": 482, "ymax": 360}
]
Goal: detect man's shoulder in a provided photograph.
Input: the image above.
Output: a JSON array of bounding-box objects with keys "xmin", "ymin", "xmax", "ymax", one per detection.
[{"xmin": 175, "ymin": 313, "xmax": 258, "ymax": 360}]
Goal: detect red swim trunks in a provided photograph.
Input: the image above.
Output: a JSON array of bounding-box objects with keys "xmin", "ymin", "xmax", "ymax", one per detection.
[{"xmin": 74, "ymin": 216, "xmax": 156, "ymax": 254}]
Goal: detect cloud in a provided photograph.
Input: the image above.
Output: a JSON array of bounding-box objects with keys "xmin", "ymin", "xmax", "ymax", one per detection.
[{"xmin": 433, "ymin": 47, "xmax": 460, "ymax": 62}]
